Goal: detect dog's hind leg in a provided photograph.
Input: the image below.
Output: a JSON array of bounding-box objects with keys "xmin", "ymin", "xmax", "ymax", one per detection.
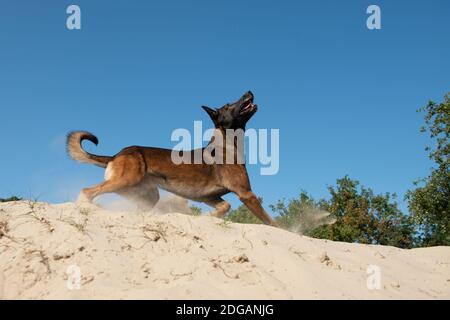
[
  {"xmin": 79, "ymin": 179, "xmax": 138, "ymax": 204},
  {"xmin": 119, "ymin": 179, "xmax": 160, "ymax": 211},
  {"xmin": 78, "ymin": 154, "xmax": 146, "ymax": 203},
  {"xmin": 204, "ymin": 197, "xmax": 231, "ymax": 218}
]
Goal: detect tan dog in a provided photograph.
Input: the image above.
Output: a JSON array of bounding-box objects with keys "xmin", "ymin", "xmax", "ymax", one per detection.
[{"xmin": 67, "ymin": 91, "xmax": 278, "ymax": 226}]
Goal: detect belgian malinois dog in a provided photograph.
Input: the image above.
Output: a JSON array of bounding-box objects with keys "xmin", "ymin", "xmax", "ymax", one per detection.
[{"xmin": 67, "ymin": 91, "xmax": 278, "ymax": 226}]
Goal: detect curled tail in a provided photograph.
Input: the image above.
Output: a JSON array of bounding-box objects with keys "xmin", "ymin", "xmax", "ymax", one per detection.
[{"xmin": 66, "ymin": 131, "xmax": 113, "ymax": 168}]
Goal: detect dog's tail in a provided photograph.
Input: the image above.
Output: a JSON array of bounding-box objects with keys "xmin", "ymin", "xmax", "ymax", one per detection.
[{"xmin": 66, "ymin": 131, "xmax": 113, "ymax": 168}]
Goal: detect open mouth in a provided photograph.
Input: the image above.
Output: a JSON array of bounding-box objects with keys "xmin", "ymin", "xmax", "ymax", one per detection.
[{"xmin": 240, "ymin": 98, "xmax": 257, "ymax": 115}]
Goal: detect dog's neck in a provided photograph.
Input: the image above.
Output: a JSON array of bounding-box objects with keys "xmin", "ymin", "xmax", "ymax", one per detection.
[{"xmin": 205, "ymin": 127, "xmax": 246, "ymax": 165}]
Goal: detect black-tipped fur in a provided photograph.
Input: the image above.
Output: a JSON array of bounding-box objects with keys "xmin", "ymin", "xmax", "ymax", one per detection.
[{"xmin": 66, "ymin": 131, "xmax": 112, "ymax": 168}]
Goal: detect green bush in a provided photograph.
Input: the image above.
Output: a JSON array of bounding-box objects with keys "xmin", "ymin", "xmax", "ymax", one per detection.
[
  {"xmin": 0, "ymin": 196, "xmax": 22, "ymax": 202},
  {"xmin": 406, "ymin": 94, "xmax": 450, "ymax": 246}
]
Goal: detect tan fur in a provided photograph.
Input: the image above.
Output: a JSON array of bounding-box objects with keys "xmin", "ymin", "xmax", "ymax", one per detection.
[
  {"xmin": 68, "ymin": 92, "xmax": 278, "ymax": 227},
  {"xmin": 69, "ymin": 133, "xmax": 277, "ymax": 226},
  {"xmin": 67, "ymin": 131, "xmax": 112, "ymax": 168},
  {"xmin": 67, "ymin": 132, "xmax": 90, "ymax": 163}
]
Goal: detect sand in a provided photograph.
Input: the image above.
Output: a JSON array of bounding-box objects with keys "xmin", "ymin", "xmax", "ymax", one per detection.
[{"xmin": 0, "ymin": 200, "xmax": 449, "ymax": 300}]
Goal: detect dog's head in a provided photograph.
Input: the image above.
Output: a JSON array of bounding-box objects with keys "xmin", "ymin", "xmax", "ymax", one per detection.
[{"xmin": 202, "ymin": 91, "xmax": 258, "ymax": 130}]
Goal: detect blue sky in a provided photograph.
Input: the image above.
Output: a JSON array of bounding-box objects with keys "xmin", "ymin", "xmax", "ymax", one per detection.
[{"xmin": 0, "ymin": 0, "xmax": 449, "ymax": 214}]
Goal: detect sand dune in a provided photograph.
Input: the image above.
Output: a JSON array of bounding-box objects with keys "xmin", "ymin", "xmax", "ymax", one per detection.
[{"xmin": 0, "ymin": 201, "xmax": 449, "ymax": 299}]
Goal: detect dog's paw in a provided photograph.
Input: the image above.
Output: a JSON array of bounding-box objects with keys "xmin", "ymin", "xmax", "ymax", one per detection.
[
  {"xmin": 76, "ymin": 192, "xmax": 99, "ymax": 210},
  {"xmin": 208, "ymin": 211, "xmax": 221, "ymax": 218},
  {"xmin": 76, "ymin": 192, "xmax": 91, "ymax": 204},
  {"xmin": 75, "ymin": 196, "xmax": 100, "ymax": 212}
]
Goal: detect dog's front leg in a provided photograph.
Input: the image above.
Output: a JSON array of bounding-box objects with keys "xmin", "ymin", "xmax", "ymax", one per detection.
[
  {"xmin": 204, "ymin": 198, "xmax": 231, "ymax": 218},
  {"xmin": 237, "ymin": 191, "xmax": 279, "ymax": 227}
]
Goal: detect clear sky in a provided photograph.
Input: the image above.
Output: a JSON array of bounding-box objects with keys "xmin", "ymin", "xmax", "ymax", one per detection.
[{"xmin": 0, "ymin": 0, "xmax": 449, "ymax": 214}]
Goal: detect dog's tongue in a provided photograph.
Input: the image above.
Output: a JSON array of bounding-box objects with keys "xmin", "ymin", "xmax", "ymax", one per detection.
[{"xmin": 242, "ymin": 103, "xmax": 253, "ymax": 111}]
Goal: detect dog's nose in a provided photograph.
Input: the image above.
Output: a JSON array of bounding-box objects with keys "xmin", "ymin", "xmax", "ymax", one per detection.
[{"xmin": 246, "ymin": 91, "xmax": 254, "ymax": 98}]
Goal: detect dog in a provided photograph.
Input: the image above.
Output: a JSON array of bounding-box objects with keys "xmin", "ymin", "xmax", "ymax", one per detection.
[{"xmin": 66, "ymin": 91, "xmax": 278, "ymax": 227}]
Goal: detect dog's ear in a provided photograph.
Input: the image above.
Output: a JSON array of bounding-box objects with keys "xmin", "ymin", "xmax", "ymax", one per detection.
[{"xmin": 202, "ymin": 106, "xmax": 219, "ymax": 124}]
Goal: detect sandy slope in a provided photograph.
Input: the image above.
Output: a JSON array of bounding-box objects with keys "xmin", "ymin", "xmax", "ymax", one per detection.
[{"xmin": 0, "ymin": 201, "xmax": 449, "ymax": 300}]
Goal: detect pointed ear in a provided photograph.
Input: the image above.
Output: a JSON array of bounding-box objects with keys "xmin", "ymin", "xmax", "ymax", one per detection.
[{"xmin": 202, "ymin": 106, "xmax": 218, "ymax": 123}]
